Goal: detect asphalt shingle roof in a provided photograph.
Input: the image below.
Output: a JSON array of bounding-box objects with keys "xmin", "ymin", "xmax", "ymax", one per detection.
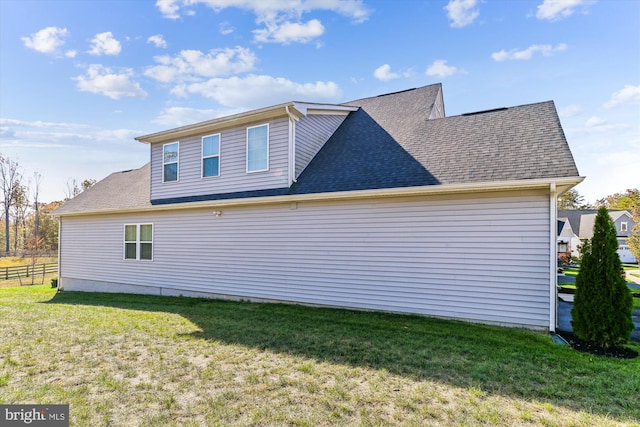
[
  {"xmin": 56, "ymin": 84, "xmax": 580, "ymax": 214},
  {"xmin": 291, "ymin": 85, "xmax": 579, "ymax": 195},
  {"xmin": 55, "ymin": 164, "xmax": 151, "ymax": 215}
]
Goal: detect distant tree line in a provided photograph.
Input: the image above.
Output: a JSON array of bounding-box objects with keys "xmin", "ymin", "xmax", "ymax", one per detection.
[{"xmin": 0, "ymin": 154, "xmax": 95, "ymax": 256}]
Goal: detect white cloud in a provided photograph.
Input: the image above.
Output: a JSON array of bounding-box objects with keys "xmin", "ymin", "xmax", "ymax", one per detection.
[
  {"xmin": 170, "ymin": 74, "xmax": 342, "ymax": 109},
  {"xmin": 145, "ymin": 47, "xmax": 257, "ymax": 83},
  {"xmin": 0, "ymin": 127, "xmax": 16, "ymax": 140},
  {"xmin": 0, "ymin": 117, "xmax": 142, "ymax": 148},
  {"xmin": 155, "ymin": 0, "xmax": 371, "ymax": 44},
  {"xmin": 156, "ymin": 0, "xmax": 181, "ymax": 19},
  {"xmin": 603, "ymin": 85, "xmax": 640, "ymax": 109},
  {"xmin": 426, "ymin": 59, "xmax": 459, "ymax": 77},
  {"xmin": 219, "ymin": 22, "xmax": 235, "ymax": 35},
  {"xmin": 558, "ymin": 103, "xmax": 582, "ymax": 118},
  {"xmin": 373, "ymin": 64, "xmax": 414, "ymax": 81},
  {"xmin": 567, "ymin": 116, "xmax": 629, "ymax": 134},
  {"xmin": 444, "ymin": 0, "xmax": 479, "ymax": 28},
  {"xmin": 254, "ymin": 19, "xmax": 324, "ymax": 44},
  {"xmin": 373, "ymin": 64, "xmax": 400, "ymax": 82},
  {"xmin": 536, "ymin": 0, "xmax": 589, "ymax": 21},
  {"xmin": 21, "ymin": 26, "xmax": 71, "ymax": 56},
  {"xmin": 88, "ymin": 32, "xmax": 122, "ymax": 56},
  {"xmin": 491, "ymin": 43, "xmax": 568, "ymax": 61},
  {"xmin": 147, "ymin": 34, "xmax": 167, "ymax": 48},
  {"xmin": 585, "ymin": 116, "xmax": 606, "ymax": 127},
  {"xmin": 153, "ymin": 106, "xmax": 244, "ymax": 127},
  {"xmin": 74, "ymin": 65, "xmax": 148, "ymax": 99},
  {"xmin": 0, "ymin": 118, "xmax": 89, "ymax": 129},
  {"xmin": 156, "ymin": 0, "xmax": 372, "ymax": 23}
]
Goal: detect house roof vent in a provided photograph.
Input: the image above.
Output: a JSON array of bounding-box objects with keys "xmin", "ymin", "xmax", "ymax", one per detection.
[
  {"xmin": 462, "ymin": 107, "xmax": 508, "ymax": 116},
  {"xmin": 376, "ymin": 87, "xmax": 417, "ymax": 97}
]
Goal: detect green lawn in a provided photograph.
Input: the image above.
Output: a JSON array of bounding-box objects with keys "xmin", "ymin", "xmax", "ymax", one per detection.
[
  {"xmin": 1, "ymin": 286, "xmax": 639, "ymax": 426},
  {"xmin": 559, "ymin": 264, "xmax": 640, "ymax": 308}
]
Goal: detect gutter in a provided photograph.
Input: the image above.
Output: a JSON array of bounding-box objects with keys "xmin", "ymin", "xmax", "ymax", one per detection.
[
  {"xmin": 54, "ymin": 176, "xmax": 585, "ymax": 218},
  {"xmin": 136, "ymin": 102, "xmax": 357, "ymax": 145}
]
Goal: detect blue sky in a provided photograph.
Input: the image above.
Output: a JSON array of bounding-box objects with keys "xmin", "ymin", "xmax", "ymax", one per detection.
[{"xmin": 1, "ymin": 0, "xmax": 638, "ymax": 203}]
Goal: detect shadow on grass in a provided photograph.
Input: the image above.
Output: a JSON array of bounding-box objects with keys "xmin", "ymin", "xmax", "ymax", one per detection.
[{"xmin": 46, "ymin": 290, "xmax": 640, "ymax": 421}]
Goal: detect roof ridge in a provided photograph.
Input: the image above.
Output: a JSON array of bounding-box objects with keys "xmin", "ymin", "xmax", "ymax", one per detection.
[
  {"xmin": 343, "ymin": 83, "xmax": 441, "ymax": 105},
  {"xmin": 444, "ymin": 100, "xmax": 555, "ymax": 119}
]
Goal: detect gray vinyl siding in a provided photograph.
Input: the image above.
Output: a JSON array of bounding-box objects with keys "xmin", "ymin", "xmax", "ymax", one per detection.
[
  {"xmin": 59, "ymin": 190, "xmax": 551, "ymax": 328},
  {"xmin": 295, "ymin": 114, "xmax": 349, "ymax": 178},
  {"xmin": 150, "ymin": 117, "xmax": 290, "ymax": 201},
  {"xmin": 614, "ymin": 215, "xmax": 632, "ymax": 237}
]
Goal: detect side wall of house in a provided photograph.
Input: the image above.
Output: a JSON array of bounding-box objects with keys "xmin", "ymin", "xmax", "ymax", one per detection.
[
  {"xmin": 150, "ymin": 117, "xmax": 290, "ymax": 201},
  {"xmin": 295, "ymin": 114, "xmax": 349, "ymax": 178},
  {"xmin": 59, "ymin": 190, "xmax": 551, "ymax": 329}
]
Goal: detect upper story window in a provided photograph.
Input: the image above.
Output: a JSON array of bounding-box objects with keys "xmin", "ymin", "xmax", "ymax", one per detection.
[
  {"xmin": 163, "ymin": 142, "xmax": 179, "ymax": 182},
  {"xmin": 621, "ymin": 222, "xmax": 628, "ymax": 233},
  {"xmin": 247, "ymin": 124, "xmax": 269, "ymax": 173},
  {"xmin": 124, "ymin": 224, "xmax": 153, "ymax": 261},
  {"xmin": 202, "ymin": 134, "xmax": 220, "ymax": 178}
]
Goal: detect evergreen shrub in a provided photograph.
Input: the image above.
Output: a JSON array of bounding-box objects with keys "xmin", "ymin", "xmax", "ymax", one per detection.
[{"xmin": 571, "ymin": 206, "xmax": 634, "ymax": 348}]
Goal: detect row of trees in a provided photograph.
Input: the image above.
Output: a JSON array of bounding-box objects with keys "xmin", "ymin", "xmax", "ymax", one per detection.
[
  {"xmin": 558, "ymin": 188, "xmax": 640, "ymax": 211},
  {"xmin": 559, "ymin": 188, "xmax": 640, "ymax": 261},
  {"xmin": 0, "ymin": 155, "xmax": 94, "ymax": 256}
]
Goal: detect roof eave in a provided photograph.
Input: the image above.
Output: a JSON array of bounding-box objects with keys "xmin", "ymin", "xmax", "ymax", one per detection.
[
  {"xmin": 135, "ymin": 102, "xmax": 358, "ymax": 144},
  {"xmin": 54, "ymin": 176, "xmax": 585, "ymax": 218},
  {"xmin": 135, "ymin": 102, "xmax": 295, "ymax": 144}
]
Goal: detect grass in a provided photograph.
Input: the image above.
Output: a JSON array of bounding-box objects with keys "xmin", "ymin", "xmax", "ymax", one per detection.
[
  {"xmin": 0, "ymin": 256, "xmax": 58, "ymax": 267},
  {"xmin": 0, "ymin": 272, "xmax": 58, "ymax": 288},
  {"xmin": 1, "ymin": 286, "xmax": 639, "ymax": 426},
  {"xmin": 560, "ymin": 264, "xmax": 640, "ymax": 308}
]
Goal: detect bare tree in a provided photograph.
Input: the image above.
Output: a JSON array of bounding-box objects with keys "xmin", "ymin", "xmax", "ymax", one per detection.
[
  {"xmin": 32, "ymin": 172, "xmax": 42, "ymax": 246},
  {"xmin": 11, "ymin": 182, "xmax": 29, "ymax": 253},
  {"xmin": 64, "ymin": 177, "xmax": 96, "ymax": 200},
  {"xmin": 0, "ymin": 155, "xmax": 23, "ymax": 253}
]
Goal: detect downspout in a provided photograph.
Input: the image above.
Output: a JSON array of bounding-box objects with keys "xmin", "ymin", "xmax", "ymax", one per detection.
[
  {"xmin": 57, "ymin": 217, "xmax": 62, "ymax": 290},
  {"xmin": 285, "ymin": 106, "xmax": 297, "ymax": 185},
  {"xmin": 549, "ymin": 182, "xmax": 558, "ymax": 332}
]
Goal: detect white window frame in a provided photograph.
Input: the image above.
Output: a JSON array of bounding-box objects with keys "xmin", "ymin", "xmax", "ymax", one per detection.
[
  {"xmin": 201, "ymin": 134, "xmax": 221, "ymax": 178},
  {"xmin": 124, "ymin": 223, "xmax": 154, "ymax": 261},
  {"xmin": 621, "ymin": 222, "xmax": 628, "ymax": 233},
  {"xmin": 163, "ymin": 142, "xmax": 179, "ymax": 183},
  {"xmin": 246, "ymin": 123, "xmax": 269, "ymax": 173}
]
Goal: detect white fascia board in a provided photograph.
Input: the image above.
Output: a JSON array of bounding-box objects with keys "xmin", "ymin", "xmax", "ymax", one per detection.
[
  {"xmin": 291, "ymin": 102, "xmax": 358, "ymax": 117},
  {"xmin": 135, "ymin": 103, "xmax": 358, "ymax": 144},
  {"xmin": 55, "ymin": 176, "xmax": 585, "ymax": 217},
  {"xmin": 136, "ymin": 102, "xmax": 296, "ymax": 144}
]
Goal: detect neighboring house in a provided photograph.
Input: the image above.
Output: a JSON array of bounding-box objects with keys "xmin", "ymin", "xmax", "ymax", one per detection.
[
  {"xmin": 558, "ymin": 209, "xmax": 637, "ymax": 263},
  {"xmin": 54, "ymin": 84, "xmax": 583, "ymax": 331},
  {"xmin": 557, "ymin": 218, "xmax": 580, "ymax": 262}
]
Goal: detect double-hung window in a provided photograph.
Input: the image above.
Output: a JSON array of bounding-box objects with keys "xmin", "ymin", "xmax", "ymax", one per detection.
[
  {"xmin": 124, "ymin": 224, "xmax": 153, "ymax": 260},
  {"xmin": 202, "ymin": 134, "xmax": 220, "ymax": 178},
  {"xmin": 163, "ymin": 142, "xmax": 179, "ymax": 182},
  {"xmin": 246, "ymin": 124, "xmax": 269, "ymax": 173}
]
